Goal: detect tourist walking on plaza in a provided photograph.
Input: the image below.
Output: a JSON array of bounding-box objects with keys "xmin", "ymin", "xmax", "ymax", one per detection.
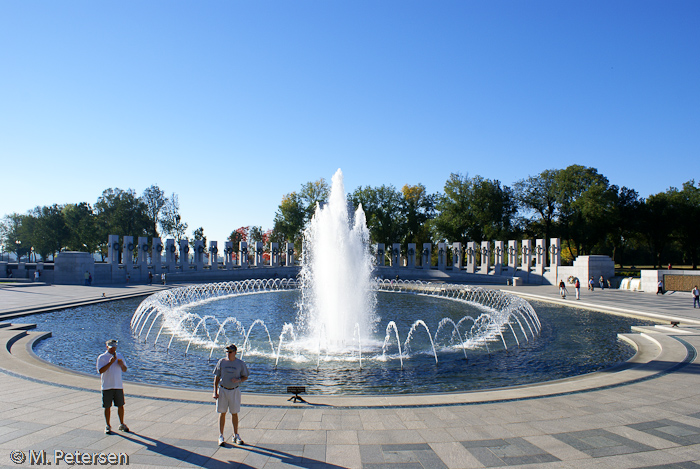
[
  {"xmin": 693, "ymin": 286, "xmax": 699, "ymax": 308},
  {"xmin": 599, "ymin": 275, "xmax": 605, "ymax": 289},
  {"xmin": 213, "ymin": 344, "xmax": 249, "ymax": 446},
  {"xmin": 96, "ymin": 340, "xmax": 129, "ymax": 435},
  {"xmin": 148, "ymin": 271, "xmax": 153, "ymax": 285},
  {"xmin": 575, "ymin": 278, "xmax": 581, "ymax": 300},
  {"xmin": 559, "ymin": 280, "xmax": 568, "ymax": 299},
  {"xmin": 588, "ymin": 277, "xmax": 595, "ymax": 291},
  {"xmin": 657, "ymin": 279, "xmax": 664, "ymax": 295}
]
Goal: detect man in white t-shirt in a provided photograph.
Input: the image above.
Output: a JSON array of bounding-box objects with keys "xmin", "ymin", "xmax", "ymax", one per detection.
[{"xmin": 96, "ymin": 339, "xmax": 129, "ymax": 434}]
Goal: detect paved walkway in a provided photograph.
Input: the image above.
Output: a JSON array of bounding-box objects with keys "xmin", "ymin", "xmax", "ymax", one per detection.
[{"xmin": 1, "ymin": 282, "xmax": 700, "ymax": 468}]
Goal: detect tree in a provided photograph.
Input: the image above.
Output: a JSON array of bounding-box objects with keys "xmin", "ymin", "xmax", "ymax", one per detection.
[
  {"xmin": 668, "ymin": 181, "xmax": 700, "ymax": 269},
  {"xmin": 554, "ymin": 165, "xmax": 610, "ymax": 258},
  {"xmin": 299, "ymin": 178, "xmax": 330, "ymax": 220},
  {"xmin": 63, "ymin": 202, "xmax": 99, "ymax": 254},
  {"xmin": 0, "ymin": 213, "xmax": 27, "ymax": 261},
  {"xmin": 641, "ymin": 192, "xmax": 673, "ymax": 268},
  {"xmin": 401, "ymin": 184, "xmax": 437, "ymax": 246},
  {"xmin": 190, "ymin": 227, "xmax": 207, "ymax": 249},
  {"xmin": 349, "ymin": 185, "xmax": 406, "ymax": 247},
  {"xmin": 433, "ymin": 174, "xmax": 517, "ymax": 246},
  {"xmin": 29, "ymin": 205, "xmax": 69, "ymax": 260},
  {"xmin": 95, "ymin": 188, "xmax": 151, "ymax": 261},
  {"xmin": 141, "ymin": 184, "xmax": 167, "ymax": 239},
  {"xmin": 513, "ymin": 169, "xmax": 560, "ymax": 242},
  {"xmin": 159, "ymin": 193, "xmax": 188, "ymax": 241},
  {"xmin": 272, "ymin": 192, "xmax": 306, "ymax": 250},
  {"xmin": 605, "ymin": 186, "xmax": 642, "ymax": 268}
]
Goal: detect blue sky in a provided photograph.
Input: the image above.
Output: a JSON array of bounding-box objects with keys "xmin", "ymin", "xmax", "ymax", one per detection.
[{"xmin": 1, "ymin": 1, "xmax": 698, "ymax": 246}]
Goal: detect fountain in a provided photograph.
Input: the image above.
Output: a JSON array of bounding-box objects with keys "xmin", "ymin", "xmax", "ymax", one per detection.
[{"xmin": 127, "ymin": 170, "xmax": 543, "ymax": 394}]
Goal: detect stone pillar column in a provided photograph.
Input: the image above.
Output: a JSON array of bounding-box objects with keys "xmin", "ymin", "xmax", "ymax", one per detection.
[
  {"xmin": 252, "ymin": 242, "xmax": 263, "ymax": 266},
  {"xmin": 238, "ymin": 242, "xmax": 249, "ymax": 268},
  {"xmin": 535, "ymin": 239, "xmax": 546, "ymax": 275},
  {"xmin": 466, "ymin": 242, "xmax": 476, "ymax": 273},
  {"xmin": 494, "ymin": 241, "xmax": 504, "ymax": 275},
  {"xmin": 122, "ymin": 236, "xmax": 134, "ymax": 273},
  {"xmin": 269, "ymin": 242, "xmax": 280, "ymax": 267},
  {"xmin": 209, "ymin": 241, "xmax": 218, "ymax": 268},
  {"xmin": 437, "ymin": 243, "xmax": 447, "ymax": 270},
  {"xmin": 165, "ymin": 239, "xmax": 176, "ymax": 271},
  {"xmin": 224, "ymin": 242, "xmax": 234, "ymax": 269},
  {"xmin": 480, "ymin": 241, "xmax": 491, "ymax": 274},
  {"xmin": 507, "ymin": 240, "xmax": 518, "ymax": 272},
  {"xmin": 422, "ymin": 243, "xmax": 432, "ymax": 268},
  {"xmin": 521, "ymin": 239, "xmax": 532, "ymax": 272},
  {"xmin": 376, "ymin": 244, "xmax": 385, "ymax": 266},
  {"xmin": 285, "ymin": 242, "xmax": 295, "ymax": 266},
  {"xmin": 179, "ymin": 239, "xmax": 190, "ymax": 269},
  {"xmin": 138, "ymin": 237, "xmax": 149, "ymax": 265},
  {"xmin": 407, "ymin": 244, "xmax": 416, "ymax": 268},
  {"xmin": 550, "ymin": 238, "xmax": 561, "ymax": 267},
  {"xmin": 452, "ymin": 242, "xmax": 463, "ymax": 270},
  {"xmin": 152, "ymin": 238, "xmax": 162, "ymax": 274},
  {"xmin": 391, "ymin": 244, "xmax": 401, "ymax": 267},
  {"xmin": 108, "ymin": 234, "xmax": 120, "ymax": 265}
]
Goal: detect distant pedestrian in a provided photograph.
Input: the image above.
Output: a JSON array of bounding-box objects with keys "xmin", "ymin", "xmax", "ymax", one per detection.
[
  {"xmin": 588, "ymin": 277, "xmax": 595, "ymax": 291},
  {"xmin": 599, "ymin": 276, "xmax": 605, "ymax": 289},
  {"xmin": 88, "ymin": 273, "xmax": 93, "ymax": 286},
  {"xmin": 657, "ymin": 279, "xmax": 664, "ymax": 295},
  {"xmin": 693, "ymin": 286, "xmax": 699, "ymax": 308},
  {"xmin": 84, "ymin": 270, "xmax": 90, "ymax": 286},
  {"xmin": 126, "ymin": 273, "xmax": 130, "ymax": 284},
  {"xmin": 33, "ymin": 270, "xmax": 39, "ymax": 282},
  {"xmin": 559, "ymin": 280, "xmax": 567, "ymax": 299},
  {"xmin": 161, "ymin": 272, "xmax": 166, "ymax": 285},
  {"xmin": 575, "ymin": 278, "xmax": 581, "ymax": 300},
  {"xmin": 148, "ymin": 271, "xmax": 153, "ymax": 285}
]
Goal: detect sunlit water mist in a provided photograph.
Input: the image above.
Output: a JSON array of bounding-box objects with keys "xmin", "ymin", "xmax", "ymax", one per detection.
[{"xmin": 297, "ymin": 169, "xmax": 377, "ymax": 351}]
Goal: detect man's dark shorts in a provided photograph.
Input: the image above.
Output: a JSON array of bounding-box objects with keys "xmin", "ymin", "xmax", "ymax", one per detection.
[{"xmin": 102, "ymin": 389, "xmax": 125, "ymax": 408}]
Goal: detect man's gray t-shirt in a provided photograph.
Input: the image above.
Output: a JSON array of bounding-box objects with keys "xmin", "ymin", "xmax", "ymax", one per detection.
[{"xmin": 214, "ymin": 358, "xmax": 249, "ymax": 388}]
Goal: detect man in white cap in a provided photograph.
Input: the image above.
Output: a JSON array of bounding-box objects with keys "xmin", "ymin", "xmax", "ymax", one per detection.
[
  {"xmin": 97, "ymin": 339, "xmax": 129, "ymax": 434},
  {"xmin": 213, "ymin": 344, "xmax": 249, "ymax": 446}
]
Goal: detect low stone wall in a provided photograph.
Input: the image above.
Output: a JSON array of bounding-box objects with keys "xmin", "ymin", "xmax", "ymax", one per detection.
[{"xmin": 664, "ymin": 274, "xmax": 700, "ymax": 292}]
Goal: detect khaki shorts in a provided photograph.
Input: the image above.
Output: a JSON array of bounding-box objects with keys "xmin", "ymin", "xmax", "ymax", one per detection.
[{"xmin": 217, "ymin": 387, "xmax": 241, "ymax": 414}]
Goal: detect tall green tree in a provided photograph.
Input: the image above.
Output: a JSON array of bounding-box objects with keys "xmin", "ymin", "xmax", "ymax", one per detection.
[
  {"xmin": 63, "ymin": 202, "xmax": 99, "ymax": 254},
  {"xmin": 272, "ymin": 178, "xmax": 330, "ymax": 253},
  {"xmin": 95, "ymin": 189, "xmax": 151, "ymax": 256},
  {"xmin": 349, "ymin": 185, "xmax": 406, "ymax": 247},
  {"xmin": 513, "ymin": 169, "xmax": 560, "ymax": 241},
  {"xmin": 159, "ymin": 193, "xmax": 188, "ymax": 241},
  {"xmin": 401, "ymin": 184, "xmax": 436, "ymax": 246},
  {"xmin": 29, "ymin": 205, "xmax": 69, "ymax": 260},
  {"xmin": 141, "ymin": 184, "xmax": 167, "ymax": 238},
  {"xmin": 433, "ymin": 173, "xmax": 517, "ymax": 245},
  {"xmin": 641, "ymin": 192, "xmax": 673, "ymax": 268},
  {"xmin": 668, "ymin": 181, "xmax": 700, "ymax": 269}
]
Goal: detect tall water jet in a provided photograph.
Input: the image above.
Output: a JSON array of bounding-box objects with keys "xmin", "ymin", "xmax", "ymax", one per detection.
[{"xmin": 298, "ymin": 169, "xmax": 377, "ymax": 350}]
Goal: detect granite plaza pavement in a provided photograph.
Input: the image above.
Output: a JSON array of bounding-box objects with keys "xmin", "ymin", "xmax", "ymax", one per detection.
[{"xmin": 1, "ymin": 281, "xmax": 700, "ymax": 468}]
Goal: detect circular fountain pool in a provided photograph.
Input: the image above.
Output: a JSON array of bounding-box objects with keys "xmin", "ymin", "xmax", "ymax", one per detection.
[{"xmin": 22, "ymin": 282, "xmax": 657, "ymax": 395}]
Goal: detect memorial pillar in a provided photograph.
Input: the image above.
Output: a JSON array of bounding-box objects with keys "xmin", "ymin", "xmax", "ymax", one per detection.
[
  {"xmin": 224, "ymin": 242, "xmax": 234, "ymax": 269},
  {"xmin": 376, "ymin": 244, "xmax": 385, "ymax": 266},
  {"xmin": 494, "ymin": 240, "xmax": 504, "ymax": 275},
  {"xmin": 108, "ymin": 234, "xmax": 120, "ymax": 265},
  {"xmin": 238, "ymin": 242, "xmax": 249, "ymax": 268},
  {"xmin": 179, "ymin": 239, "xmax": 190, "ymax": 269},
  {"xmin": 122, "ymin": 236, "xmax": 134, "ymax": 274},
  {"xmin": 535, "ymin": 239, "xmax": 546, "ymax": 275},
  {"xmin": 452, "ymin": 242, "xmax": 463, "ymax": 270},
  {"xmin": 407, "ymin": 243, "xmax": 416, "ymax": 268},
  {"xmin": 521, "ymin": 239, "xmax": 532, "ymax": 272},
  {"xmin": 285, "ymin": 242, "xmax": 295, "ymax": 266},
  {"xmin": 466, "ymin": 242, "xmax": 476, "ymax": 273},
  {"xmin": 269, "ymin": 242, "xmax": 279, "ymax": 267},
  {"xmin": 165, "ymin": 239, "xmax": 176, "ymax": 271},
  {"xmin": 422, "ymin": 243, "xmax": 432, "ymax": 268},
  {"xmin": 391, "ymin": 243, "xmax": 401, "ymax": 267},
  {"xmin": 437, "ymin": 243, "xmax": 447, "ymax": 270},
  {"xmin": 152, "ymin": 238, "xmax": 162, "ymax": 274},
  {"xmin": 507, "ymin": 240, "xmax": 518, "ymax": 273},
  {"xmin": 209, "ymin": 241, "xmax": 218, "ymax": 268},
  {"xmin": 549, "ymin": 238, "xmax": 561, "ymax": 267},
  {"xmin": 138, "ymin": 237, "xmax": 149, "ymax": 266},
  {"xmin": 480, "ymin": 241, "xmax": 491, "ymax": 274}
]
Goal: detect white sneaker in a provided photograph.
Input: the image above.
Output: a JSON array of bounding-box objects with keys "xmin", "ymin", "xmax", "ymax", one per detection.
[
  {"xmin": 218, "ymin": 435, "xmax": 225, "ymax": 446},
  {"xmin": 233, "ymin": 434, "xmax": 244, "ymax": 445},
  {"xmin": 105, "ymin": 425, "xmax": 111, "ymax": 434}
]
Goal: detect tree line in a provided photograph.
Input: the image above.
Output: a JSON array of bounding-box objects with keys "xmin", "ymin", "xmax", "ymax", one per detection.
[
  {"xmin": 272, "ymin": 165, "xmax": 700, "ymax": 269},
  {"xmin": 2, "ymin": 166, "xmax": 699, "ymax": 269}
]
